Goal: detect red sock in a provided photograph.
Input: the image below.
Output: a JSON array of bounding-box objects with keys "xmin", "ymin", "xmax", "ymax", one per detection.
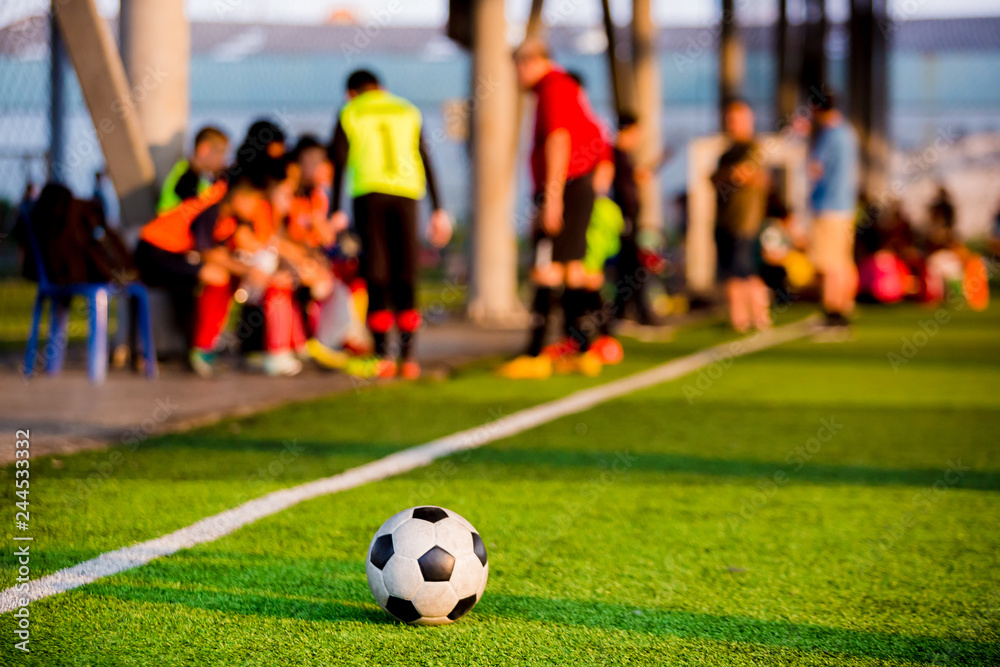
[
  {"xmin": 193, "ymin": 283, "xmax": 233, "ymax": 351},
  {"xmin": 264, "ymin": 286, "xmax": 295, "ymax": 353}
]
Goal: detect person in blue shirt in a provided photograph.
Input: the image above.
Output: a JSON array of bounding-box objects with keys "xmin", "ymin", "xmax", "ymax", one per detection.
[{"xmin": 809, "ymin": 93, "xmax": 860, "ymax": 330}]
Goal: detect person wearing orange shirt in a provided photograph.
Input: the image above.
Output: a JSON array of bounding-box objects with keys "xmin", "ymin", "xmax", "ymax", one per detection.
[{"xmin": 135, "ymin": 172, "xmax": 272, "ymax": 376}]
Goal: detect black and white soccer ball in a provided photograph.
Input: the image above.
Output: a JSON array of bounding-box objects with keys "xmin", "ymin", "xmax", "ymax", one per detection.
[{"xmin": 366, "ymin": 506, "xmax": 488, "ymax": 625}]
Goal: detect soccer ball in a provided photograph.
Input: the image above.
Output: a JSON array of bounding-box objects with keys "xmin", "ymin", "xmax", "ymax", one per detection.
[{"xmin": 366, "ymin": 506, "xmax": 488, "ymax": 625}]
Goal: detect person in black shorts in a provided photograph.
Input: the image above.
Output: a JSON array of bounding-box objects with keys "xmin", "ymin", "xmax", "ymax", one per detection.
[
  {"xmin": 711, "ymin": 99, "xmax": 771, "ymax": 332},
  {"xmin": 327, "ymin": 69, "xmax": 451, "ymax": 379},
  {"xmin": 499, "ymin": 38, "xmax": 607, "ymax": 378}
]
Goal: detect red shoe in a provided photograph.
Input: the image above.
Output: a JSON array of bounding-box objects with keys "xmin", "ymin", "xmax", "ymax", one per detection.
[
  {"xmin": 375, "ymin": 359, "xmax": 397, "ymax": 379},
  {"xmin": 542, "ymin": 338, "xmax": 579, "ymax": 360},
  {"xmin": 400, "ymin": 361, "xmax": 421, "ymax": 380},
  {"xmin": 590, "ymin": 336, "xmax": 624, "ymax": 365}
]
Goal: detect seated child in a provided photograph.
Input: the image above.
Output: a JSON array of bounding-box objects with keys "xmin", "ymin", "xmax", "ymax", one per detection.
[
  {"xmin": 157, "ymin": 126, "xmax": 229, "ymax": 214},
  {"xmin": 135, "ymin": 170, "xmax": 281, "ymax": 376}
]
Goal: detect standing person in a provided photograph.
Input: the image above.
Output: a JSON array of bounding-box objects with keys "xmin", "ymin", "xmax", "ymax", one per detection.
[
  {"xmin": 711, "ymin": 99, "xmax": 771, "ymax": 333},
  {"xmin": 498, "ymin": 37, "xmax": 606, "ymax": 379},
  {"xmin": 610, "ymin": 113, "xmax": 655, "ymax": 326},
  {"xmin": 157, "ymin": 126, "xmax": 229, "ymax": 214},
  {"xmin": 809, "ymin": 93, "xmax": 860, "ymax": 330},
  {"xmin": 327, "ymin": 69, "xmax": 452, "ymax": 380}
]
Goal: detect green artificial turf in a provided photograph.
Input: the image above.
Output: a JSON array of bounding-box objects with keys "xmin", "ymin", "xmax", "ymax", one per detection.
[{"xmin": 1, "ymin": 302, "xmax": 998, "ymax": 665}]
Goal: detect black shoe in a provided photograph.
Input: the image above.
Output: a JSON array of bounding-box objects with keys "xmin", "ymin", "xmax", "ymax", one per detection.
[{"xmin": 823, "ymin": 311, "xmax": 850, "ymax": 328}]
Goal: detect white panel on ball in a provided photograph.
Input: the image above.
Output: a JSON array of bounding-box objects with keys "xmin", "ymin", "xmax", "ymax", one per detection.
[
  {"xmin": 449, "ymin": 553, "xmax": 485, "ymax": 599},
  {"xmin": 376, "ymin": 508, "xmax": 413, "ymax": 537},
  {"xmin": 434, "ymin": 518, "xmax": 474, "ymax": 557},
  {"xmin": 366, "ymin": 560, "xmax": 390, "ymax": 607},
  {"xmin": 392, "ymin": 519, "xmax": 437, "ymax": 559},
  {"xmin": 412, "ymin": 581, "xmax": 459, "ymax": 619},
  {"xmin": 381, "ymin": 555, "xmax": 423, "ymax": 600}
]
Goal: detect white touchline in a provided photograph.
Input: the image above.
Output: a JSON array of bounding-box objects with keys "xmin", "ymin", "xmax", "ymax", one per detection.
[{"xmin": 0, "ymin": 317, "xmax": 817, "ymax": 613}]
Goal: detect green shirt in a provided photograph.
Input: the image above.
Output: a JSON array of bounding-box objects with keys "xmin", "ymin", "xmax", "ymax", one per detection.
[
  {"xmin": 584, "ymin": 196, "xmax": 625, "ymax": 273},
  {"xmin": 157, "ymin": 159, "xmax": 210, "ymax": 214},
  {"xmin": 339, "ymin": 90, "xmax": 426, "ymax": 201}
]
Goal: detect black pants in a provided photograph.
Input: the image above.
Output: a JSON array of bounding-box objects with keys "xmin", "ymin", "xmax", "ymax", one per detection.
[
  {"xmin": 353, "ymin": 192, "xmax": 418, "ymax": 313},
  {"xmin": 134, "ymin": 240, "xmax": 199, "ymax": 347}
]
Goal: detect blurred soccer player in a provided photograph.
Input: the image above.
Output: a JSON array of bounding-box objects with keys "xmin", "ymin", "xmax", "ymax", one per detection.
[
  {"xmin": 712, "ymin": 99, "xmax": 770, "ymax": 333},
  {"xmin": 135, "ymin": 171, "xmax": 276, "ymax": 376},
  {"xmin": 499, "ymin": 37, "xmax": 605, "ymax": 379},
  {"xmin": 157, "ymin": 126, "xmax": 229, "ymax": 214},
  {"xmin": 327, "ymin": 69, "xmax": 452, "ymax": 380},
  {"xmin": 809, "ymin": 92, "xmax": 860, "ymax": 331}
]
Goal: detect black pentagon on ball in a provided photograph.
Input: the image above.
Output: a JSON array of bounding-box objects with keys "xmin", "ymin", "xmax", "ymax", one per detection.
[
  {"xmin": 448, "ymin": 594, "xmax": 478, "ymax": 621},
  {"xmin": 417, "ymin": 545, "xmax": 455, "ymax": 581},
  {"xmin": 472, "ymin": 532, "xmax": 488, "ymax": 566},
  {"xmin": 385, "ymin": 595, "xmax": 422, "ymax": 623},
  {"xmin": 369, "ymin": 534, "xmax": 394, "ymax": 570},
  {"xmin": 411, "ymin": 506, "xmax": 449, "ymax": 523}
]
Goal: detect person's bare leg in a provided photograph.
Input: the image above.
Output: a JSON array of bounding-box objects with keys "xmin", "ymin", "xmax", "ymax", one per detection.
[
  {"xmin": 726, "ymin": 279, "xmax": 751, "ymax": 333},
  {"xmin": 749, "ymin": 276, "xmax": 771, "ymax": 330}
]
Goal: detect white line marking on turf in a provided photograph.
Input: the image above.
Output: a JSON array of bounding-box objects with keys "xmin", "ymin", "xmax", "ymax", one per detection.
[{"xmin": 1, "ymin": 317, "xmax": 817, "ymax": 613}]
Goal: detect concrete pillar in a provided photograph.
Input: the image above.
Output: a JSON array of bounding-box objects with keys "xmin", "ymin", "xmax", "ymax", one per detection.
[
  {"xmin": 52, "ymin": 0, "xmax": 156, "ymax": 227},
  {"xmin": 849, "ymin": 0, "xmax": 889, "ymax": 199},
  {"xmin": 467, "ymin": 0, "xmax": 525, "ymax": 326},
  {"xmin": 119, "ymin": 0, "xmax": 190, "ymax": 188},
  {"xmin": 718, "ymin": 0, "xmax": 745, "ymax": 128},
  {"xmin": 632, "ymin": 0, "xmax": 662, "ymax": 231}
]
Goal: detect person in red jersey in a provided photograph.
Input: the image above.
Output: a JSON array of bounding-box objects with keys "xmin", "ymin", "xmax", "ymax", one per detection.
[{"xmin": 499, "ymin": 37, "xmax": 607, "ymax": 379}]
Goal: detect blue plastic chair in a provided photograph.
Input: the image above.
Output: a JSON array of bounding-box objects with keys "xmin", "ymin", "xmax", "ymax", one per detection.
[{"xmin": 22, "ymin": 216, "xmax": 158, "ymax": 383}]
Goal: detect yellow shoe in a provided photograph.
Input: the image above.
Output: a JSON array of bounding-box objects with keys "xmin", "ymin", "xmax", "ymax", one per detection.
[
  {"xmin": 306, "ymin": 338, "xmax": 349, "ymax": 370},
  {"xmin": 496, "ymin": 354, "xmax": 553, "ymax": 379},
  {"xmin": 555, "ymin": 351, "xmax": 603, "ymax": 377}
]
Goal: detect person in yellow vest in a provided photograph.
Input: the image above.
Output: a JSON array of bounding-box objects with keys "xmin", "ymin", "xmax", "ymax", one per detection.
[
  {"xmin": 157, "ymin": 126, "xmax": 229, "ymax": 214},
  {"xmin": 327, "ymin": 69, "xmax": 452, "ymax": 380}
]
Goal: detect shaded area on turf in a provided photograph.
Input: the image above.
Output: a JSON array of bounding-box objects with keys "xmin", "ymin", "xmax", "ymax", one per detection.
[
  {"xmin": 467, "ymin": 445, "xmax": 1000, "ymax": 491},
  {"xmin": 82, "ymin": 575, "xmax": 998, "ymax": 664}
]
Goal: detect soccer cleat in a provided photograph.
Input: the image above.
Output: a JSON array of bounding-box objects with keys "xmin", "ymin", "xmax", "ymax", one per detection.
[
  {"xmin": 376, "ymin": 359, "xmax": 398, "ymax": 379},
  {"xmin": 344, "ymin": 356, "xmax": 396, "ymax": 379},
  {"xmin": 306, "ymin": 338, "xmax": 349, "ymax": 370},
  {"xmin": 263, "ymin": 351, "xmax": 303, "ymax": 377},
  {"xmin": 496, "ymin": 354, "xmax": 553, "ymax": 379},
  {"xmin": 589, "ymin": 335, "xmax": 624, "ymax": 365},
  {"xmin": 542, "ymin": 338, "xmax": 579, "ymax": 360},
  {"xmin": 399, "ymin": 360, "xmax": 421, "ymax": 380},
  {"xmin": 554, "ymin": 350, "xmax": 603, "ymax": 377},
  {"xmin": 189, "ymin": 349, "xmax": 217, "ymax": 379}
]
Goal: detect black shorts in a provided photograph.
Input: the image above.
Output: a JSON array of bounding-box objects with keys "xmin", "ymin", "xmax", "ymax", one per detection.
[
  {"xmin": 715, "ymin": 227, "xmax": 760, "ymax": 280},
  {"xmin": 352, "ymin": 192, "xmax": 418, "ymax": 288},
  {"xmin": 134, "ymin": 240, "xmax": 202, "ymax": 289},
  {"xmin": 533, "ymin": 171, "xmax": 595, "ymax": 265}
]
